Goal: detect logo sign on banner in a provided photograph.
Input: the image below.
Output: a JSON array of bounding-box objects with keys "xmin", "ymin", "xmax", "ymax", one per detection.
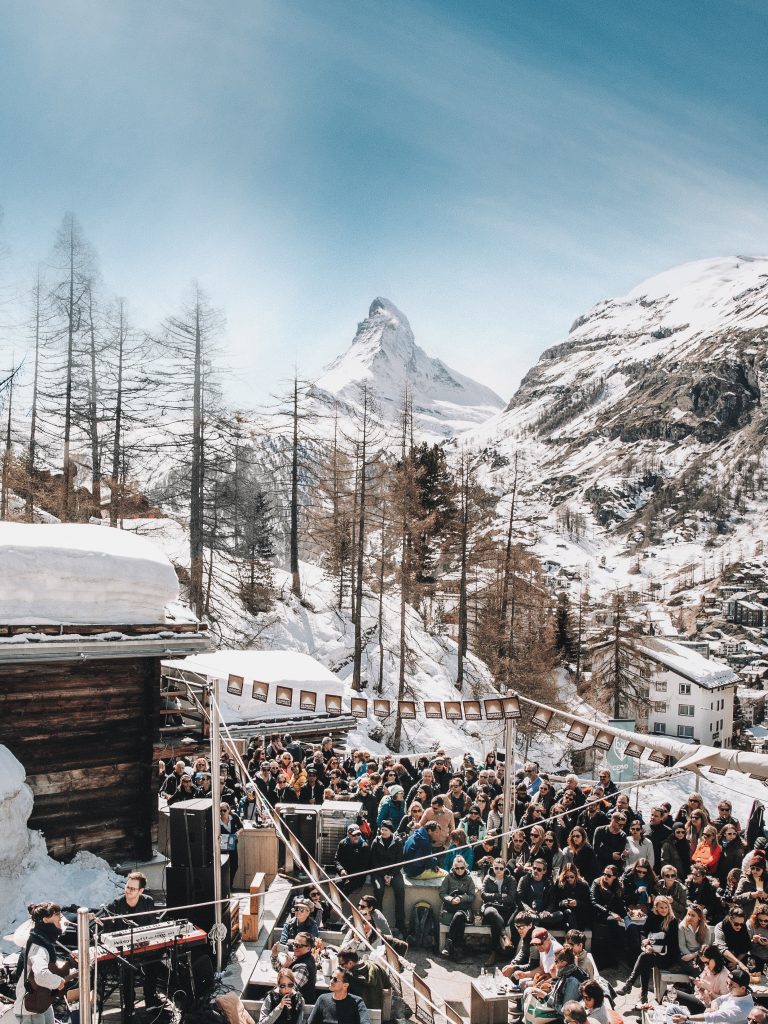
[
  {"xmin": 275, "ymin": 686, "xmax": 293, "ymax": 707},
  {"xmin": 325, "ymin": 694, "xmax": 342, "ymax": 715},
  {"xmin": 399, "ymin": 701, "xmax": 416, "ymax": 719},
  {"xmin": 607, "ymin": 719, "xmax": 637, "ymax": 782},
  {"xmin": 299, "ymin": 690, "xmax": 317, "ymax": 712},
  {"xmin": 252, "ymin": 680, "xmax": 269, "ymax": 702},
  {"xmin": 463, "ymin": 701, "xmax": 482, "ymax": 720},
  {"xmin": 444, "ymin": 701, "xmax": 463, "ymax": 720},
  {"xmin": 484, "ymin": 699, "xmax": 503, "ymax": 721},
  {"xmin": 350, "ymin": 698, "xmax": 368, "ymax": 718},
  {"xmin": 424, "ymin": 702, "xmax": 442, "ymax": 719},
  {"xmin": 226, "ymin": 673, "xmax": 244, "ymax": 696},
  {"xmin": 374, "ymin": 699, "xmax": 391, "ymax": 719}
]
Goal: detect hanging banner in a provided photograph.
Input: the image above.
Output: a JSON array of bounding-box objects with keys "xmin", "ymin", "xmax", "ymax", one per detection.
[
  {"xmin": 648, "ymin": 748, "xmax": 668, "ymax": 766},
  {"xmin": 325, "ymin": 694, "xmax": 343, "ymax": 716},
  {"xmin": 607, "ymin": 718, "xmax": 638, "ymax": 782},
  {"xmin": 252, "ymin": 680, "xmax": 269, "ymax": 702},
  {"xmin": 424, "ymin": 702, "xmax": 442, "ymax": 719},
  {"xmin": 566, "ymin": 721, "xmax": 589, "ymax": 743},
  {"xmin": 351, "ymin": 698, "xmax": 368, "ymax": 718},
  {"xmin": 374, "ymin": 699, "xmax": 391, "ymax": 719},
  {"xmin": 398, "ymin": 701, "xmax": 416, "ymax": 719},
  {"xmin": 502, "ymin": 695, "xmax": 521, "ymax": 719},
  {"xmin": 227, "ymin": 673, "xmax": 244, "ymax": 696},
  {"xmin": 444, "ymin": 701, "xmax": 463, "ymax": 720},
  {"xmin": 531, "ymin": 706, "xmax": 554, "ymax": 731},
  {"xmin": 412, "ymin": 973, "xmax": 436, "ymax": 1024},
  {"xmin": 300, "ymin": 690, "xmax": 317, "ymax": 712},
  {"xmin": 593, "ymin": 729, "xmax": 613, "ymax": 751},
  {"xmin": 484, "ymin": 698, "xmax": 503, "ymax": 720},
  {"xmin": 275, "ymin": 686, "xmax": 293, "ymax": 707},
  {"xmin": 384, "ymin": 941, "xmax": 403, "ymax": 997},
  {"xmin": 624, "ymin": 741, "xmax": 645, "ymax": 759},
  {"xmin": 463, "ymin": 700, "xmax": 482, "ymax": 720}
]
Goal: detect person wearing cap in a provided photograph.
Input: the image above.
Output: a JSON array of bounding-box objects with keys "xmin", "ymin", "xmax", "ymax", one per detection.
[
  {"xmin": 511, "ymin": 927, "xmax": 563, "ymax": 987},
  {"xmin": 299, "ymin": 767, "xmax": 325, "ymax": 805},
  {"xmin": 672, "ymin": 968, "xmax": 754, "ymax": 1024},
  {"xmin": 280, "ymin": 898, "xmax": 321, "ymax": 945},
  {"xmin": 334, "ymin": 824, "xmax": 370, "ymax": 895},
  {"xmin": 369, "ymin": 820, "xmax": 406, "ymax": 937}
]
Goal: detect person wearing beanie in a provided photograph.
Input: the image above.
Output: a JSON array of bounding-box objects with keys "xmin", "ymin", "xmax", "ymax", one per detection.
[
  {"xmin": 369, "ymin": 819, "xmax": 406, "ymax": 937},
  {"xmin": 376, "ymin": 784, "xmax": 406, "ymax": 830}
]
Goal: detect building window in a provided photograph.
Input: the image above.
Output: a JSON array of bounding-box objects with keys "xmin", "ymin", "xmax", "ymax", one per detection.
[
  {"xmin": 679, "ymin": 683, "xmax": 691, "ymax": 695},
  {"xmin": 678, "ymin": 704, "xmax": 695, "ymax": 717},
  {"xmin": 677, "ymin": 725, "xmax": 695, "ymax": 738},
  {"xmin": 655, "ymin": 681, "xmax": 667, "ymax": 694},
  {"xmin": 653, "ymin": 722, "xmax": 667, "ymax": 734},
  {"xmin": 652, "ymin": 701, "xmax": 667, "ymax": 713}
]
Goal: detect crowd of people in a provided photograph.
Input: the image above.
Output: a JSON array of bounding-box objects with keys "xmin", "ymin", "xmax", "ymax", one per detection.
[{"xmin": 155, "ymin": 733, "xmax": 768, "ymax": 1024}]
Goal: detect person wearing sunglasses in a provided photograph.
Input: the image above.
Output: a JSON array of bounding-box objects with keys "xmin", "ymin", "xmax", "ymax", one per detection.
[
  {"xmin": 670, "ymin": 968, "xmax": 753, "ymax": 1024},
  {"xmin": 655, "ymin": 865, "xmax": 688, "ymax": 921},
  {"xmin": 270, "ymin": 932, "xmax": 317, "ymax": 1003},
  {"xmin": 733, "ymin": 858, "xmax": 768, "ymax": 918},
  {"xmin": 307, "ymin": 970, "xmax": 372, "ymax": 1024},
  {"xmin": 688, "ymin": 864, "xmax": 722, "ymax": 924},
  {"xmin": 438, "ymin": 856, "xmax": 477, "ymax": 958},
  {"xmin": 551, "ymin": 865, "xmax": 592, "ymax": 931},
  {"xmin": 692, "ymin": 826, "xmax": 723, "ymax": 879},
  {"xmin": 748, "ymin": 903, "xmax": 768, "ymax": 973},
  {"xmin": 590, "ymin": 866, "xmax": 627, "ymax": 968},
  {"xmin": 625, "ymin": 820, "xmax": 655, "ymax": 869},
  {"xmin": 258, "ymin": 969, "xmax": 305, "ymax": 1024},
  {"xmin": 481, "ymin": 857, "xmax": 517, "ymax": 965},
  {"xmin": 717, "ymin": 826, "xmax": 748, "ymax": 886},
  {"xmin": 661, "ymin": 822, "xmax": 693, "ymax": 880},
  {"xmin": 714, "ymin": 908, "xmax": 752, "ymax": 972},
  {"xmin": 516, "ymin": 859, "xmax": 554, "ymax": 922}
]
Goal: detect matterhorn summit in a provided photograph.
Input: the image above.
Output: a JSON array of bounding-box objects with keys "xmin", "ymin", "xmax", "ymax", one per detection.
[{"xmin": 315, "ymin": 297, "xmax": 505, "ymax": 439}]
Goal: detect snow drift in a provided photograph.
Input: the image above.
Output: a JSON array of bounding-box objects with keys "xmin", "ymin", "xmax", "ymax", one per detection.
[{"xmin": 0, "ymin": 523, "xmax": 180, "ymax": 624}]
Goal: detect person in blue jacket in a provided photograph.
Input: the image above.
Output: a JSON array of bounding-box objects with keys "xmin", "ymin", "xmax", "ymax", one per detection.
[{"xmin": 403, "ymin": 821, "xmax": 443, "ymax": 878}]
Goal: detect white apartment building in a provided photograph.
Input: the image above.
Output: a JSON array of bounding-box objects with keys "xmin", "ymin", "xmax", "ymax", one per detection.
[{"xmin": 637, "ymin": 637, "xmax": 737, "ymax": 747}]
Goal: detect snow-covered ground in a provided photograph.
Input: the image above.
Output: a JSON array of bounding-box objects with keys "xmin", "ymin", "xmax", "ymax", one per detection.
[{"xmin": 0, "ymin": 746, "xmax": 121, "ymax": 953}]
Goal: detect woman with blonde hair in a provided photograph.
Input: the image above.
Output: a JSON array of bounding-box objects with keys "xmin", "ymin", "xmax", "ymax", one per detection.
[
  {"xmin": 616, "ymin": 894, "xmax": 681, "ymax": 1008},
  {"xmin": 678, "ymin": 903, "xmax": 709, "ymax": 972}
]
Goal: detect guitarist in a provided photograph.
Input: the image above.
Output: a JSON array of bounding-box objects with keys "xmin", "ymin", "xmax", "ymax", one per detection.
[{"xmin": 14, "ymin": 902, "xmax": 74, "ymax": 1024}]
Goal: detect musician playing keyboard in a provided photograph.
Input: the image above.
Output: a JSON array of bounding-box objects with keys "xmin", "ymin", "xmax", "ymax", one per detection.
[{"xmin": 102, "ymin": 872, "xmax": 161, "ymax": 1020}]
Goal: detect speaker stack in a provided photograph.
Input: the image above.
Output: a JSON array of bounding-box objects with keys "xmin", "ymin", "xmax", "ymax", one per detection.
[{"xmin": 167, "ymin": 799, "xmax": 230, "ymax": 939}]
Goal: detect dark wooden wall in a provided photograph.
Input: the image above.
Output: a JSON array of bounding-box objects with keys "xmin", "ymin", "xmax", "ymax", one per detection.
[{"xmin": 0, "ymin": 655, "xmax": 160, "ymax": 863}]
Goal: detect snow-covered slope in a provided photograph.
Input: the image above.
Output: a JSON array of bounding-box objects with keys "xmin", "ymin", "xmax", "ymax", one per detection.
[
  {"xmin": 315, "ymin": 298, "xmax": 505, "ymax": 439},
  {"xmin": 464, "ymin": 256, "xmax": 768, "ymax": 600}
]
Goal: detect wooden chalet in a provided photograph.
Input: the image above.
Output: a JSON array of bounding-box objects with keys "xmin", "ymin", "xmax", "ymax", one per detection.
[{"xmin": 0, "ymin": 621, "xmax": 211, "ymax": 863}]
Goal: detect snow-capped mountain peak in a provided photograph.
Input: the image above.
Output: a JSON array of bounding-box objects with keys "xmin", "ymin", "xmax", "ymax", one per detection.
[{"xmin": 315, "ymin": 297, "xmax": 505, "ymax": 440}]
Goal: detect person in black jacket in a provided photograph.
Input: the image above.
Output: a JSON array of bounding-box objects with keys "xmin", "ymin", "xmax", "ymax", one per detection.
[
  {"xmin": 647, "ymin": 806, "xmax": 673, "ymax": 865},
  {"xmin": 481, "ymin": 858, "xmax": 518, "ymax": 964},
  {"xmin": 616, "ymin": 894, "xmax": 681, "ymax": 1007},
  {"xmin": 369, "ymin": 821, "xmax": 406, "ymax": 936},
  {"xmin": 334, "ymin": 825, "xmax": 370, "ymax": 895},
  {"xmin": 590, "ymin": 865, "xmax": 627, "ymax": 968},
  {"xmin": 299, "ymin": 767, "xmax": 325, "ymax": 805},
  {"xmin": 550, "ymin": 865, "xmax": 593, "ymax": 930},
  {"xmin": 102, "ymin": 872, "xmax": 161, "ymax": 1015},
  {"xmin": 593, "ymin": 812, "xmax": 627, "ymax": 870}
]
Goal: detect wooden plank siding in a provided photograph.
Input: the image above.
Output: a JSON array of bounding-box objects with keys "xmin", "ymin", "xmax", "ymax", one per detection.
[{"xmin": 0, "ymin": 656, "xmax": 160, "ymax": 863}]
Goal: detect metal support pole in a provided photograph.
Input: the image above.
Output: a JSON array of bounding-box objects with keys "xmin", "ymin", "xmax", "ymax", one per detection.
[
  {"xmin": 501, "ymin": 718, "xmax": 516, "ymax": 859},
  {"xmin": 77, "ymin": 907, "xmax": 92, "ymax": 1024},
  {"xmin": 210, "ymin": 677, "xmax": 223, "ymax": 974}
]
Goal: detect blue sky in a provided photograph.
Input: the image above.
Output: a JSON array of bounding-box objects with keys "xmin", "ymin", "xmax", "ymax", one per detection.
[{"xmin": 1, "ymin": 0, "xmax": 767, "ymax": 405}]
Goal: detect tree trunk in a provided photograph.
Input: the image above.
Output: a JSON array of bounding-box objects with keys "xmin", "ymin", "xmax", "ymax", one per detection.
[
  {"xmin": 290, "ymin": 376, "xmax": 301, "ymax": 599},
  {"xmin": 61, "ymin": 226, "xmax": 76, "ymax": 521},
  {"xmin": 26, "ymin": 272, "xmax": 42, "ymax": 523},
  {"xmin": 456, "ymin": 457, "xmax": 469, "ymax": 690},
  {"xmin": 189, "ymin": 300, "xmax": 204, "ymax": 618},
  {"xmin": 87, "ymin": 285, "xmax": 101, "ymax": 517},
  {"xmin": 110, "ymin": 301, "xmax": 125, "ymax": 528},
  {"xmin": 1, "ymin": 369, "xmax": 13, "ymax": 520},
  {"xmin": 498, "ymin": 453, "xmax": 518, "ymax": 675},
  {"xmin": 377, "ymin": 508, "xmax": 386, "ymax": 695},
  {"xmin": 352, "ymin": 387, "xmax": 368, "ymax": 692}
]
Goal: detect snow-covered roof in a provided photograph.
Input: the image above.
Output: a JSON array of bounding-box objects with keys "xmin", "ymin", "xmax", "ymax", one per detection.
[
  {"xmin": 163, "ymin": 649, "xmax": 345, "ymax": 723},
  {"xmin": 0, "ymin": 523, "xmax": 180, "ymax": 625},
  {"xmin": 636, "ymin": 637, "xmax": 738, "ymax": 689}
]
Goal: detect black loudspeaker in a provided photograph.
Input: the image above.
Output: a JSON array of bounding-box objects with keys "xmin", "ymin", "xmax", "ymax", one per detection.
[
  {"xmin": 276, "ymin": 804, "xmax": 319, "ymax": 869},
  {"xmin": 169, "ymin": 798, "xmax": 214, "ymax": 869},
  {"xmin": 166, "ymin": 854, "xmax": 230, "ymax": 936}
]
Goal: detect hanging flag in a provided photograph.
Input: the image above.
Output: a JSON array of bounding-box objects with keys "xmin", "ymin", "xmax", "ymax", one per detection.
[
  {"xmin": 463, "ymin": 700, "xmax": 482, "ymax": 720},
  {"xmin": 227, "ymin": 673, "xmax": 244, "ymax": 696},
  {"xmin": 593, "ymin": 730, "xmax": 613, "ymax": 751},
  {"xmin": 648, "ymin": 749, "xmax": 668, "ymax": 766},
  {"xmin": 424, "ymin": 702, "xmax": 442, "ymax": 719},
  {"xmin": 374, "ymin": 699, "xmax": 391, "ymax": 719},
  {"xmin": 300, "ymin": 690, "xmax": 317, "ymax": 712},
  {"xmin": 531, "ymin": 706, "xmax": 554, "ymax": 731},
  {"xmin": 412, "ymin": 974, "xmax": 436, "ymax": 1024},
  {"xmin": 398, "ymin": 701, "xmax": 416, "ymax": 719},
  {"xmin": 502, "ymin": 695, "xmax": 521, "ymax": 719},
  {"xmin": 252, "ymin": 680, "xmax": 269, "ymax": 702},
  {"xmin": 624, "ymin": 741, "xmax": 644, "ymax": 759},
  {"xmin": 275, "ymin": 686, "xmax": 293, "ymax": 707},
  {"xmin": 325, "ymin": 694, "xmax": 343, "ymax": 716},
  {"xmin": 484, "ymin": 698, "xmax": 503, "ymax": 720},
  {"xmin": 444, "ymin": 701, "xmax": 463, "ymax": 720},
  {"xmin": 566, "ymin": 721, "xmax": 589, "ymax": 743},
  {"xmin": 351, "ymin": 697, "xmax": 368, "ymax": 718},
  {"xmin": 383, "ymin": 942, "xmax": 403, "ymax": 996}
]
